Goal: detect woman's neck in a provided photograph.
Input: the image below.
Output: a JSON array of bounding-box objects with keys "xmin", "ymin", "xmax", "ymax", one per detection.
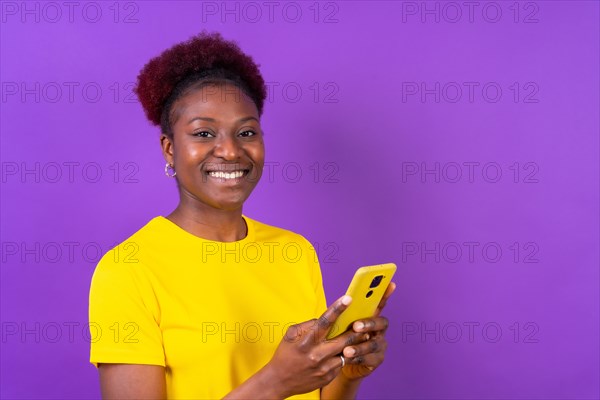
[{"xmin": 166, "ymin": 205, "xmax": 247, "ymax": 242}]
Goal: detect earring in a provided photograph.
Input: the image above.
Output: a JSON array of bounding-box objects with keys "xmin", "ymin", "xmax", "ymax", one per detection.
[{"xmin": 165, "ymin": 163, "xmax": 177, "ymax": 178}]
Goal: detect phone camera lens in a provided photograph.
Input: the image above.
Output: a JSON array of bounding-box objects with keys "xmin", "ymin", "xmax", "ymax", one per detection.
[
  {"xmin": 370, "ymin": 275, "xmax": 384, "ymax": 288},
  {"xmin": 366, "ymin": 290, "xmax": 373, "ymax": 298}
]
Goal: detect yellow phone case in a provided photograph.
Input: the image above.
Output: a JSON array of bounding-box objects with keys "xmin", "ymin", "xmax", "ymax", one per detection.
[{"xmin": 326, "ymin": 263, "xmax": 397, "ymax": 339}]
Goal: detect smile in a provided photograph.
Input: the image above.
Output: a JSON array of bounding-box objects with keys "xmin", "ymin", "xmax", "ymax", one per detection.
[{"xmin": 207, "ymin": 170, "xmax": 247, "ymax": 179}]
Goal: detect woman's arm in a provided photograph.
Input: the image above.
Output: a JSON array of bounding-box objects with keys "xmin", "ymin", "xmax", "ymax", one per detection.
[
  {"xmin": 98, "ymin": 364, "xmax": 166, "ymax": 399},
  {"xmin": 320, "ymin": 374, "xmax": 363, "ymax": 400},
  {"xmin": 99, "ymin": 363, "xmax": 287, "ymax": 400}
]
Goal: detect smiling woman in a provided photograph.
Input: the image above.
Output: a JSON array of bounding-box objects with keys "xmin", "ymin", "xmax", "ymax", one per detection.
[{"xmin": 88, "ymin": 31, "xmax": 394, "ymax": 400}]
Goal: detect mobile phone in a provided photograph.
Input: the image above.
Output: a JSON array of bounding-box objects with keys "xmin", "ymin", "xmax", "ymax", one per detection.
[{"xmin": 326, "ymin": 263, "xmax": 397, "ymax": 339}]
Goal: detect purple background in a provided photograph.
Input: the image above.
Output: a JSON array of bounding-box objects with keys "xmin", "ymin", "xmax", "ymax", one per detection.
[{"xmin": 1, "ymin": 1, "xmax": 599, "ymax": 399}]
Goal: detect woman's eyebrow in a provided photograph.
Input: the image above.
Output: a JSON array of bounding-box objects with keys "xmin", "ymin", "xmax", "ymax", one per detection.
[{"xmin": 187, "ymin": 116, "xmax": 259, "ymax": 125}]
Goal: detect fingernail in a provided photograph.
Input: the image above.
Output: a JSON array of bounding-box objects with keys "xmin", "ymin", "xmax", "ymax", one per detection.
[
  {"xmin": 365, "ymin": 333, "xmax": 370, "ymax": 340},
  {"xmin": 341, "ymin": 295, "xmax": 352, "ymax": 305},
  {"xmin": 347, "ymin": 347, "xmax": 356, "ymax": 356},
  {"xmin": 355, "ymin": 321, "xmax": 365, "ymax": 330}
]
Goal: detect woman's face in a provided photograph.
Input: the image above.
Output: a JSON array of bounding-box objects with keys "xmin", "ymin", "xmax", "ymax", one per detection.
[{"xmin": 161, "ymin": 83, "xmax": 264, "ymax": 212}]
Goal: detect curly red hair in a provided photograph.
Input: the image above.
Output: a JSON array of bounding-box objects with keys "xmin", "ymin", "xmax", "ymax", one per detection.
[{"xmin": 134, "ymin": 31, "xmax": 267, "ymax": 136}]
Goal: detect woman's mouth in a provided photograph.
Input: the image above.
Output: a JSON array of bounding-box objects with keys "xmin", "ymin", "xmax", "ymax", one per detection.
[{"xmin": 207, "ymin": 170, "xmax": 247, "ymax": 180}]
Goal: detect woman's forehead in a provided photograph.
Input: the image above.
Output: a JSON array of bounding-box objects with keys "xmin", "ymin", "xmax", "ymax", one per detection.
[{"xmin": 173, "ymin": 84, "xmax": 259, "ymax": 125}]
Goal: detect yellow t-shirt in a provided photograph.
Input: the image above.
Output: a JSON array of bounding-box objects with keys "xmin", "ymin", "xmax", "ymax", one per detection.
[{"xmin": 89, "ymin": 215, "xmax": 328, "ymax": 399}]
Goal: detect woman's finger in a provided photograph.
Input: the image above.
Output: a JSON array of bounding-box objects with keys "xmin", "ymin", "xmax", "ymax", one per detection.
[
  {"xmin": 344, "ymin": 350, "xmax": 384, "ymax": 369},
  {"xmin": 307, "ymin": 295, "xmax": 353, "ymax": 342},
  {"xmin": 351, "ymin": 316, "xmax": 389, "ymax": 334},
  {"xmin": 320, "ymin": 329, "xmax": 368, "ymax": 357},
  {"xmin": 374, "ymin": 282, "xmax": 396, "ymax": 317},
  {"xmin": 343, "ymin": 335, "xmax": 387, "ymax": 360}
]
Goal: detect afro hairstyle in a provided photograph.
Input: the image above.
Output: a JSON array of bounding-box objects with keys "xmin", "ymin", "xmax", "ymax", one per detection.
[{"xmin": 134, "ymin": 31, "xmax": 267, "ymax": 137}]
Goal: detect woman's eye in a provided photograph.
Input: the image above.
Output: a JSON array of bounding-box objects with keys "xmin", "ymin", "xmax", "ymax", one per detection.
[
  {"xmin": 193, "ymin": 131, "xmax": 214, "ymax": 138},
  {"xmin": 239, "ymin": 130, "xmax": 256, "ymax": 137}
]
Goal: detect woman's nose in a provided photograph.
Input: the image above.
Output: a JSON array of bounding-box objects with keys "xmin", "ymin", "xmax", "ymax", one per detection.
[{"xmin": 212, "ymin": 135, "xmax": 241, "ymax": 160}]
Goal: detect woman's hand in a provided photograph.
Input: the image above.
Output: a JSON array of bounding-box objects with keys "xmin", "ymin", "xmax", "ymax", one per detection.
[
  {"xmin": 263, "ymin": 295, "xmax": 368, "ymax": 399},
  {"xmin": 339, "ymin": 282, "xmax": 397, "ymax": 381}
]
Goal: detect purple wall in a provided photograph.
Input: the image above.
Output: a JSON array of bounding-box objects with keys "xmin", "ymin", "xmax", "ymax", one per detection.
[{"xmin": 1, "ymin": 1, "xmax": 598, "ymax": 399}]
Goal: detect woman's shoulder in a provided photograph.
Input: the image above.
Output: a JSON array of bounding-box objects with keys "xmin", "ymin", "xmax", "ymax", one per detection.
[{"xmin": 96, "ymin": 216, "xmax": 165, "ymax": 267}]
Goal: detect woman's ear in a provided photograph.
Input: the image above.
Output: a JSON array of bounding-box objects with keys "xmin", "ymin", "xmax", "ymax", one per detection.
[{"xmin": 160, "ymin": 133, "xmax": 174, "ymax": 164}]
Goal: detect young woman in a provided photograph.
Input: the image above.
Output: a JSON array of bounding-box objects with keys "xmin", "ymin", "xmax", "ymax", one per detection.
[{"xmin": 88, "ymin": 31, "xmax": 396, "ymax": 399}]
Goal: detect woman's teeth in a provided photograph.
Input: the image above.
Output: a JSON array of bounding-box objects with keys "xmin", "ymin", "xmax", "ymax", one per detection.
[{"xmin": 208, "ymin": 171, "xmax": 245, "ymax": 179}]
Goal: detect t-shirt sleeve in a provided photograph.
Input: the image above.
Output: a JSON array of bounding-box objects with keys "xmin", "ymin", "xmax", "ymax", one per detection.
[
  {"xmin": 301, "ymin": 236, "xmax": 328, "ymax": 317},
  {"xmin": 88, "ymin": 246, "xmax": 165, "ymax": 368}
]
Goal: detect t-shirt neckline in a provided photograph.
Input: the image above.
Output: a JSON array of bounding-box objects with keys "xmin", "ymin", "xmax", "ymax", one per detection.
[{"xmin": 154, "ymin": 215, "xmax": 255, "ymax": 244}]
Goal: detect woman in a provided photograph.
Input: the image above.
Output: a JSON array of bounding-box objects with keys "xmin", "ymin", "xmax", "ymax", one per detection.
[{"xmin": 89, "ymin": 31, "xmax": 396, "ymax": 399}]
